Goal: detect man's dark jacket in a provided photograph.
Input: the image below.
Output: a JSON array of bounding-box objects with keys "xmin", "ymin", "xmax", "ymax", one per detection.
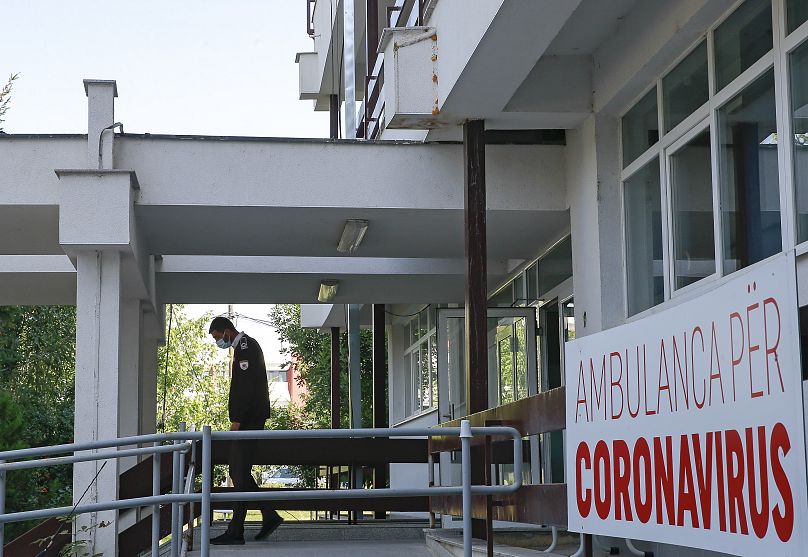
[{"xmin": 228, "ymin": 334, "xmax": 270, "ymax": 425}]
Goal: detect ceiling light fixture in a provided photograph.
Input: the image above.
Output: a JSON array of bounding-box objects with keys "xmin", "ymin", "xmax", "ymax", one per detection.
[
  {"xmin": 318, "ymin": 280, "xmax": 339, "ymax": 302},
  {"xmin": 337, "ymin": 219, "xmax": 369, "ymax": 254}
]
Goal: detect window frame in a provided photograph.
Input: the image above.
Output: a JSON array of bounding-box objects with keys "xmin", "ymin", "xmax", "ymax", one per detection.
[
  {"xmin": 620, "ymin": 0, "xmax": 801, "ymax": 321},
  {"xmin": 402, "ymin": 308, "xmax": 438, "ymax": 419},
  {"xmin": 664, "ymin": 119, "xmax": 719, "ymax": 298}
]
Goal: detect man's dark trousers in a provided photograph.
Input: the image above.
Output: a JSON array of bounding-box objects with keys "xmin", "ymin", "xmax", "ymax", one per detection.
[{"xmin": 225, "ymin": 421, "xmax": 282, "ymax": 537}]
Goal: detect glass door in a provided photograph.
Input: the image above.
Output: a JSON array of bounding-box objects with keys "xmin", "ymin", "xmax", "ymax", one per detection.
[{"xmin": 436, "ymin": 307, "xmax": 538, "ymax": 423}]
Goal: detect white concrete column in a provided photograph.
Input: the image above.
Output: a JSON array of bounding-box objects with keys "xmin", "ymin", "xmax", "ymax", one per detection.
[
  {"xmin": 118, "ymin": 297, "xmax": 142, "ymax": 460},
  {"xmin": 567, "ymin": 113, "xmax": 624, "ymax": 337},
  {"xmin": 84, "ymin": 79, "xmax": 117, "ymax": 169},
  {"xmin": 140, "ymin": 303, "xmax": 163, "ymax": 436},
  {"xmin": 73, "ymin": 250, "xmax": 123, "ymax": 555}
]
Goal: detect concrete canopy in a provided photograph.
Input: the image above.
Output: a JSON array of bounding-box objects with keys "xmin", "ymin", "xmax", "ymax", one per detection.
[{"xmin": 0, "ymin": 133, "xmax": 569, "ymax": 306}]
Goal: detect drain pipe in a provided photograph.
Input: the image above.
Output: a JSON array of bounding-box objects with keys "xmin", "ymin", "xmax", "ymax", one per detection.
[
  {"xmin": 542, "ymin": 526, "xmax": 558, "ymax": 553},
  {"xmin": 626, "ymin": 539, "xmax": 653, "ymax": 557},
  {"xmin": 594, "ymin": 535, "xmax": 620, "ymax": 554}
]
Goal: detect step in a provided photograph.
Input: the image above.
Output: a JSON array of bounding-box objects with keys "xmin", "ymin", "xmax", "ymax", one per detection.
[
  {"xmin": 186, "ymin": 539, "xmax": 433, "ymax": 557},
  {"xmin": 424, "ymin": 529, "xmax": 582, "ymax": 557},
  {"xmin": 193, "ymin": 519, "xmax": 429, "ymax": 545}
]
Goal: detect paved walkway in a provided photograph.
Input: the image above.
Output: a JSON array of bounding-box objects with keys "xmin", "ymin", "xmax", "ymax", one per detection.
[{"xmin": 188, "ymin": 539, "xmax": 433, "ymax": 556}]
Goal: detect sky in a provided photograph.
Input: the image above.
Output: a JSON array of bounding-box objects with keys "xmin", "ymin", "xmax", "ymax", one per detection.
[
  {"xmin": 1, "ymin": 0, "xmax": 328, "ymax": 137},
  {"xmin": 2, "ymin": 1, "xmax": 324, "ymax": 364}
]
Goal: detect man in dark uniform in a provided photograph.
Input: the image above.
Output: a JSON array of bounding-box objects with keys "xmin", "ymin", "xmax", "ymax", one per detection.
[{"xmin": 208, "ymin": 316, "xmax": 283, "ymax": 545}]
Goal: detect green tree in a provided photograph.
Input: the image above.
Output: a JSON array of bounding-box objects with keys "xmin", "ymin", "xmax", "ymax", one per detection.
[
  {"xmin": 0, "ymin": 73, "xmax": 20, "ymax": 132},
  {"xmin": 0, "ymin": 305, "xmax": 76, "ymax": 540},
  {"xmin": 156, "ymin": 306, "xmax": 230, "ymax": 433},
  {"xmin": 267, "ymin": 305, "xmax": 382, "ymax": 430}
]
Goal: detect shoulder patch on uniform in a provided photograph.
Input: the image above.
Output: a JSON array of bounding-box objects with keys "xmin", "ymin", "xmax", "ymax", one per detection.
[
  {"xmin": 240, "ymin": 340, "xmax": 248, "ymax": 350},
  {"xmin": 239, "ymin": 360, "xmax": 249, "ymax": 370}
]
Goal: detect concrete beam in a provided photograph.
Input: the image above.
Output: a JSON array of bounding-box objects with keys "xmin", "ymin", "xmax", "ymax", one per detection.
[
  {"xmin": 433, "ymin": 0, "xmax": 582, "ymax": 118},
  {"xmin": 0, "ymin": 255, "xmax": 76, "ymax": 304}
]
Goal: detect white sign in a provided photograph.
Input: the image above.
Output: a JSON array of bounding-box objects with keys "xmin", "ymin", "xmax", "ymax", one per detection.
[{"xmin": 565, "ymin": 254, "xmax": 808, "ymax": 556}]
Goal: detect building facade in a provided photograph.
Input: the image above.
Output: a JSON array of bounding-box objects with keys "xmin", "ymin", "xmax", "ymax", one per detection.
[{"xmin": 2, "ymin": 0, "xmax": 808, "ymax": 555}]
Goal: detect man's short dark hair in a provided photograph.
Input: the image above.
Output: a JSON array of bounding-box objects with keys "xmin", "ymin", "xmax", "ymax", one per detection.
[{"xmin": 209, "ymin": 316, "xmax": 236, "ymax": 334}]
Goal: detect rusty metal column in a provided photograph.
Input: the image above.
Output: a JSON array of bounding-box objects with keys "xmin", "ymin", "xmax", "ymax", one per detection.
[
  {"xmin": 372, "ymin": 304, "xmax": 388, "ymax": 519},
  {"xmin": 329, "ymin": 95, "xmax": 340, "ymax": 139},
  {"xmin": 331, "ymin": 327, "xmax": 341, "ymax": 428},
  {"xmin": 366, "ymin": 0, "xmax": 379, "ymax": 72},
  {"xmin": 463, "ymin": 119, "xmax": 489, "ymax": 542},
  {"xmin": 330, "ymin": 325, "xmax": 341, "ymax": 520}
]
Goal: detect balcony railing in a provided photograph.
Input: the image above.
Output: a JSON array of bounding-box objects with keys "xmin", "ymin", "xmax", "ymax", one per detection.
[{"xmin": 360, "ymin": 0, "xmax": 425, "ymax": 139}]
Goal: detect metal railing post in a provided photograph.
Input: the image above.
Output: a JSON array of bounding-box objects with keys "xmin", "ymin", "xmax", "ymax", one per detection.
[
  {"xmin": 427, "ymin": 452, "xmax": 435, "ymax": 529},
  {"xmin": 188, "ymin": 438, "xmax": 197, "ymax": 551},
  {"xmin": 151, "ymin": 445, "xmax": 161, "ymax": 557},
  {"xmin": 1, "ymin": 459, "xmax": 6, "ymax": 557},
  {"xmin": 177, "ymin": 423, "xmax": 187, "ymax": 550},
  {"xmin": 170, "ymin": 423, "xmax": 184, "ymax": 557},
  {"xmin": 200, "ymin": 426, "xmax": 211, "ymax": 557},
  {"xmin": 460, "ymin": 420, "xmax": 472, "ymax": 557}
]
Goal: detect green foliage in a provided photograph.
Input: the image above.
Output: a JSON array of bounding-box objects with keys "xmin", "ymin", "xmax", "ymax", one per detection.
[
  {"xmin": 267, "ymin": 305, "xmax": 381, "ymax": 431},
  {"xmin": 34, "ymin": 517, "xmax": 111, "ymax": 557},
  {"xmin": 0, "ymin": 73, "xmax": 20, "ymax": 132},
  {"xmin": 157, "ymin": 305, "xmax": 230, "ymax": 433},
  {"xmin": 0, "ymin": 305, "xmax": 76, "ymax": 540}
]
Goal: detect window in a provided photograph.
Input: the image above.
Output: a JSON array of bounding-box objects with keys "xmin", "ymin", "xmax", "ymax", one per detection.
[
  {"xmin": 622, "ymin": 87, "xmax": 659, "ymax": 166},
  {"xmin": 718, "ymin": 70, "xmax": 781, "ymax": 273},
  {"xmin": 714, "ymin": 0, "xmax": 773, "ymax": 91},
  {"xmin": 490, "ymin": 285, "xmax": 513, "ymax": 307},
  {"xmin": 787, "ymin": 0, "xmax": 808, "ymax": 34},
  {"xmin": 624, "ymin": 159, "xmax": 664, "ymax": 316},
  {"xmin": 792, "ymin": 40, "xmax": 808, "ymax": 242},
  {"xmin": 404, "ymin": 308, "xmax": 437, "ymax": 417},
  {"xmin": 663, "ymin": 41, "xmax": 709, "ymax": 132},
  {"xmin": 670, "ymin": 129, "xmax": 716, "ymax": 289},
  {"xmin": 538, "ymin": 237, "xmax": 573, "ymax": 296}
]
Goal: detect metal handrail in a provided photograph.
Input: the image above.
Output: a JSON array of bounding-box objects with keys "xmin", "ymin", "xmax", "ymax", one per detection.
[{"xmin": 0, "ymin": 421, "xmax": 521, "ymax": 557}]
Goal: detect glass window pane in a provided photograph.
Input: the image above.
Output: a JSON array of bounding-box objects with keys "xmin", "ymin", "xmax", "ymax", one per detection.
[
  {"xmin": 624, "ymin": 159, "xmax": 664, "ymax": 316},
  {"xmin": 420, "ymin": 343, "xmax": 430, "ymax": 409},
  {"xmin": 498, "ymin": 335, "xmax": 514, "ymax": 405},
  {"xmin": 792, "ymin": 41, "xmax": 808, "ymax": 243},
  {"xmin": 527, "ymin": 262, "xmax": 539, "ymax": 303},
  {"xmin": 787, "ymin": 0, "xmax": 808, "ymax": 34},
  {"xmin": 404, "ymin": 354, "xmax": 413, "ymax": 416},
  {"xmin": 622, "ymin": 87, "xmax": 659, "ymax": 166},
  {"xmin": 718, "ymin": 70, "xmax": 782, "ymax": 274},
  {"xmin": 515, "ymin": 318, "xmax": 528, "ymax": 400},
  {"xmin": 430, "ymin": 335, "xmax": 438, "ymax": 408},
  {"xmin": 410, "ymin": 320, "xmax": 418, "ymax": 345},
  {"xmin": 670, "ymin": 129, "xmax": 716, "ymax": 289},
  {"xmin": 563, "ymin": 300, "xmax": 576, "ymax": 342},
  {"xmin": 539, "ymin": 237, "xmax": 573, "ymax": 296},
  {"xmin": 714, "ymin": 0, "xmax": 773, "ymax": 91},
  {"xmin": 663, "ymin": 41, "xmax": 709, "ymax": 132},
  {"xmin": 490, "ymin": 285, "xmax": 513, "ymax": 307}
]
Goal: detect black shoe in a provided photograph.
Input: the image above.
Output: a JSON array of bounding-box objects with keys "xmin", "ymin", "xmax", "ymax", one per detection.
[
  {"xmin": 211, "ymin": 531, "xmax": 246, "ymax": 545},
  {"xmin": 255, "ymin": 516, "xmax": 284, "ymax": 541}
]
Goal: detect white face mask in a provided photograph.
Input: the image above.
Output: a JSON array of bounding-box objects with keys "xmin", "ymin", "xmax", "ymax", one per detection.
[{"xmin": 216, "ymin": 332, "xmax": 230, "ymax": 349}]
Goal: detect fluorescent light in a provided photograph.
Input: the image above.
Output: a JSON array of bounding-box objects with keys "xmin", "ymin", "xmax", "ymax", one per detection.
[
  {"xmin": 337, "ymin": 219, "xmax": 369, "ymax": 254},
  {"xmin": 318, "ymin": 280, "xmax": 339, "ymax": 302}
]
